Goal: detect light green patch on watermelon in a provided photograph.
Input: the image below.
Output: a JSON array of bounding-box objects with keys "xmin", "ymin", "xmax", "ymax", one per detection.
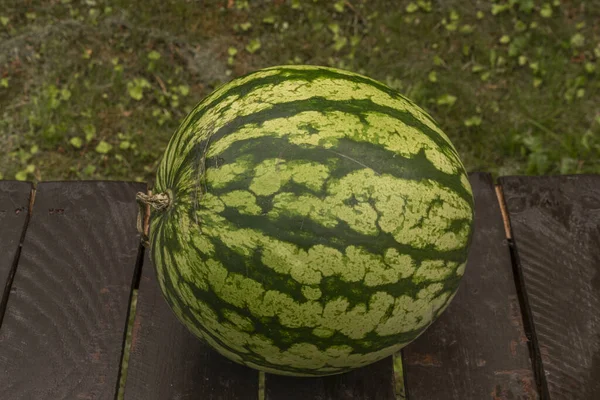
[
  {"xmin": 220, "ymin": 321, "xmax": 258, "ymax": 349},
  {"xmin": 287, "ymin": 162, "xmax": 331, "ymax": 192},
  {"xmin": 248, "ymin": 158, "xmax": 330, "ymax": 196},
  {"xmin": 208, "ymin": 225, "xmax": 264, "ymax": 259},
  {"xmin": 190, "ymin": 232, "xmax": 216, "ymax": 256},
  {"xmin": 268, "ymin": 192, "xmax": 351, "ymax": 230},
  {"xmin": 301, "ymin": 286, "xmax": 322, "ymax": 300},
  {"xmin": 364, "ymin": 250, "xmax": 415, "ymax": 286},
  {"xmin": 260, "ymin": 238, "xmax": 322, "ymax": 285},
  {"xmin": 376, "ymin": 283, "xmax": 448, "ymax": 336},
  {"xmin": 413, "ymin": 260, "xmax": 456, "ymax": 283},
  {"xmin": 352, "ymin": 170, "xmax": 472, "ymax": 251},
  {"xmin": 198, "ymin": 192, "xmax": 226, "ymax": 213},
  {"xmin": 330, "ymin": 169, "xmax": 471, "ymax": 251},
  {"xmin": 165, "ymin": 248, "xmax": 196, "ymax": 294},
  {"xmin": 302, "ymin": 245, "xmax": 345, "ymax": 281},
  {"xmin": 169, "ymin": 240, "xmax": 196, "ymax": 280},
  {"xmin": 460, "ymin": 171, "xmax": 471, "ymax": 193},
  {"xmin": 312, "ymin": 327, "xmax": 335, "ymax": 338},
  {"xmin": 223, "ymin": 309, "xmax": 255, "ymax": 333},
  {"xmin": 206, "ymin": 155, "xmax": 254, "ymax": 189},
  {"xmin": 362, "ymin": 113, "xmax": 458, "ymax": 175},
  {"xmin": 321, "ymin": 291, "xmax": 394, "ymax": 339},
  {"xmin": 181, "ymin": 297, "xmax": 251, "ymax": 361},
  {"xmin": 455, "ymin": 262, "xmax": 467, "ymax": 276},
  {"xmin": 268, "ymin": 291, "xmax": 323, "ymax": 329},
  {"xmin": 340, "ymin": 246, "xmax": 380, "ymax": 283},
  {"xmin": 180, "ymin": 259, "xmax": 210, "ymax": 291},
  {"xmin": 220, "ymin": 190, "xmax": 262, "ymax": 215},
  {"xmin": 211, "ymin": 264, "xmax": 265, "ymax": 309},
  {"xmin": 269, "ymin": 186, "xmax": 379, "ymax": 237},
  {"xmin": 384, "ymin": 249, "xmax": 416, "ymax": 279}
]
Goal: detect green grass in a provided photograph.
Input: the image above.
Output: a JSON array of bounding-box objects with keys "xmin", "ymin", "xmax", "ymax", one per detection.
[{"xmin": 0, "ymin": 0, "xmax": 598, "ymax": 183}]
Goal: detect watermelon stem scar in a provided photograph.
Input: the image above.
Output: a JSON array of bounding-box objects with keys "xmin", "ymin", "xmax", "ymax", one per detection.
[
  {"xmin": 137, "ymin": 191, "xmax": 171, "ymax": 211},
  {"xmin": 136, "ymin": 190, "xmax": 171, "ymax": 246}
]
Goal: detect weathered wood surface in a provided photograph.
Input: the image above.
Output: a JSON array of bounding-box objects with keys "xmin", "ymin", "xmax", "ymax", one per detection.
[
  {"xmin": 0, "ymin": 182, "xmax": 143, "ymax": 400},
  {"xmin": 265, "ymin": 357, "xmax": 395, "ymax": 400},
  {"xmin": 0, "ymin": 175, "xmax": 598, "ymax": 400},
  {"xmin": 0, "ymin": 181, "xmax": 32, "ymax": 324},
  {"xmin": 124, "ymin": 252, "xmax": 259, "ymax": 400},
  {"xmin": 402, "ymin": 173, "xmax": 537, "ymax": 399},
  {"xmin": 500, "ymin": 175, "xmax": 600, "ymax": 400}
]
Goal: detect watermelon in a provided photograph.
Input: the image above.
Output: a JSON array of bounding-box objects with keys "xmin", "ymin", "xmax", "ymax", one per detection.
[{"xmin": 144, "ymin": 65, "xmax": 474, "ymax": 377}]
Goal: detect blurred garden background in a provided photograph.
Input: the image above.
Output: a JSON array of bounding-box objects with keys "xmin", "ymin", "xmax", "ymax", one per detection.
[{"xmin": 0, "ymin": 0, "xmax": 599, "ymax": 183}]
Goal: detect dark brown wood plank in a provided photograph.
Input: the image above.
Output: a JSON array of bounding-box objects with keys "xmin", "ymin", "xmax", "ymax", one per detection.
[
  {"xmin": 265, "ymin": 356, "xmax": 395, "ymax": 400},
  {"xmin": 402, "ymin": 173, "xmax": 538, "ymax": 399},
  {"xmin": 124, "ymin": 252, "xmax": 259, "ymax": 400},
  {"xmin": 0, "ymin": 181, "xmax": 143, "ymax": 400},
  {"xmin": 500, "ymin": 175, "xmax": 600, "ymax": 400},
  {"xmin": 0, "ymin": 181, "xmax": 32, "ymax": 322}
]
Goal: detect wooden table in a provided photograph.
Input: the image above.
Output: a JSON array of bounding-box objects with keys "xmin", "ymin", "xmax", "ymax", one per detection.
[{"xmin": 0, "ymin": 173, "xmax": 598, "ymax": 399}]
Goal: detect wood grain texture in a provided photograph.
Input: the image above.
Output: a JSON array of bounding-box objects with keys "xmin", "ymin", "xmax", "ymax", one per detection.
[
  {"xmin": 402, "ymin": 173, "xmax": 538, "ymax": 400},
  {"xmin": 0, "ymin": 181, "xmax": 32, "ymax": 322},
  {"xmin": 0, "ymin": 182, "xmax": 143, "ymax": 400},
  {"xmin": 265, "ymin": 356, "xmax": 395, "ymax": 400},
  {"xmin": 124, "ymin": 252, "xmax": 259, "ymax": 400},
  {"xmin": 500, "ymin": 175, "xmax": 600, "ymax": 400}
]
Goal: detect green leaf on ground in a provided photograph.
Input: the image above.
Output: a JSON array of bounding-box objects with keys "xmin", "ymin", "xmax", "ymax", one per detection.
[
  {"xmin": 15, "ymin": 171, "xmax": 28, "ymax": 181},
  {"xmin": 405, "ymin": 3, "xmax": 418, "ymax": 13},
  {"xmin": 436, "ymin": 94, "xmax": 457, "ymax": 106},
  {"xmin": 95, "ymin": 140, "xmax": 112, "ymax": 154},
  {"xmin": 246, "ymin": 38, "xmax": 261, "ymax": 54},
  {"xmin": 69, "ymin": 137, "xmax": 83, "ymax": 149},
  {"xmin": 540, "ymin": 3, "xmax": 553, "ymax": 18},
  {"xmin": 147, "ymin": 50, "xmax": 161, "ymax": 60},
  {"xmin": 464, "ymin": 116, "xmax": 482, "ymax": 127},
  {"xmin": 570, "ymin": 33, "xmax": 585, "ymax": 48}
]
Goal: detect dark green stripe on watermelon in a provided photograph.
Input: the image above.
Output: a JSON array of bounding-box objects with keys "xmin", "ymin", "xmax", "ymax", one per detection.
[
  {"xmin": 215, "ymin": 206, "xmax": 469, "ymax": 265},
  {"xmin": 204, "ymin": 134, "xmax": 471, "ymax": 207}
]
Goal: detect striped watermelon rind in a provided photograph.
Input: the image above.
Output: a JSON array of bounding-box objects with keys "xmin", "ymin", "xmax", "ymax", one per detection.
[{"xmin": 147, "ymin": 65, "xmax": 474, "ymax": 376}]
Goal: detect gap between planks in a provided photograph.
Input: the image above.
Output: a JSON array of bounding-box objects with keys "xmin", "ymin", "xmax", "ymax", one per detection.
[
  {"xmin": 494, "ymin": 183, "xmax": 550, "ymax": 400},
  {"xmin": 258, "ymin": 371, "xmax": 265, "ymax": 400},
  {"xmin": 116, "ymin": 189, "xmax": 151, "ymax": 400},
  {"xmin": 494, "ymin": 185, "xmax": 512, "ymax": 240},
  {"xmin": 0, "ymin": 186, "xmax": 36, "ymax": 328}
]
